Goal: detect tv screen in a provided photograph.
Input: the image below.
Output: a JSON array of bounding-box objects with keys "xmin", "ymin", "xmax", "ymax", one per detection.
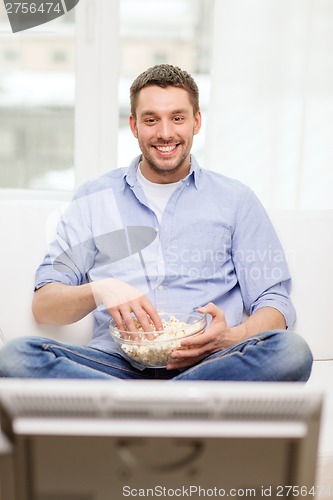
[{"xmin": 0, "ymin": 380, "xmax": 323, "ymax": 500}]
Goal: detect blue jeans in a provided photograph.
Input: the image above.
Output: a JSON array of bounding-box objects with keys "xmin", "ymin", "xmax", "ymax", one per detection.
[{"xmin": 0, "ymin": 330, "xmax": 313, "ymax": 381}]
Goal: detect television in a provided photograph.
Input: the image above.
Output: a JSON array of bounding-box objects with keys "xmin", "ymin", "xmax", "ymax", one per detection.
[{"xmin": 0, "ymin": 380, "xmax": 323, "ymax": 500}]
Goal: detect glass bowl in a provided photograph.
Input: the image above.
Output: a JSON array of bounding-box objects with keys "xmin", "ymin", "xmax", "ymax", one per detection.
[{"xmin": 109, "ymin": 311, "xmax": 207, "ymax": 369}]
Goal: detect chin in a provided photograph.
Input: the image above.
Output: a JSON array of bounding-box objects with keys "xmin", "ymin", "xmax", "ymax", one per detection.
[{"xmin": 151, "ymin": 163, "xmax": 183, "ymax": 177}]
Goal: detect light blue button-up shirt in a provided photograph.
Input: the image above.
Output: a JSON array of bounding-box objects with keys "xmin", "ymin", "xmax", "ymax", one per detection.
[{"xmin": 35, "ymin": 155, "xmax": 296, "ymax": 352}]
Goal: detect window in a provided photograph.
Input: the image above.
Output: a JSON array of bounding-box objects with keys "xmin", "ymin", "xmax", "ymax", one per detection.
[
  {"xmin": 0, "ymin": 3, "xmax": 76, "ymax": 190},
  {"xmin": 153, "ymin": 52, "xmax": 169, "ymax": 66},
  {"xmin": 0, "ymin": 0, "xmax": 214, "ymax": 191},
  {"xmin": 3, "ymin": 48, "xmax": 19, "ymax": 61},
  {"xmin": 51, "ymin": 49, "xmax": 68, "ymax": 64}
]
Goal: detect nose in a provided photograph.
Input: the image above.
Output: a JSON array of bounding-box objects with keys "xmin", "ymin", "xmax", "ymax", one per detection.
[{"xmin": 156, "ymin": 119, "xmax": 173, "ymax": 141}]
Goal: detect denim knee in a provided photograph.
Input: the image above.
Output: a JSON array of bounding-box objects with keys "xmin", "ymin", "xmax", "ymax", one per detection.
[
  {"xmin": 275, "ymin": 331, "xmax": 313, "ymax": 381},
  {"xmin": 0, "ymin": 336, "xmax": 46, "ymax": 377},
  {"xmin": 175, "ymin": 329, "xmax": 314, "ymax": 382}
]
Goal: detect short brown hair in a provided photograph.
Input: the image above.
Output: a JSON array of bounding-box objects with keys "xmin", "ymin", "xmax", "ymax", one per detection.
[{"xmin": 130, "ymin": 64, "xmax": 200, "ymax": 118}]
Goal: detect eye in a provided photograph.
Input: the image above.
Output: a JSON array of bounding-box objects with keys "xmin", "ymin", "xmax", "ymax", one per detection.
[
  {"xmin": 173, "ymin": 116, "xmax": 184, "ymax": 123},
  {"xmin": 144, "ymin": 117, "xmax": 157, "ymax": 125}
]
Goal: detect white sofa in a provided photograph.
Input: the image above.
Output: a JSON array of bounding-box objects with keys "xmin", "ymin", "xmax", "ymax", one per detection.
[{"xmin": 0, "ymin": 190, "xmax": 332, "ymax": 489}]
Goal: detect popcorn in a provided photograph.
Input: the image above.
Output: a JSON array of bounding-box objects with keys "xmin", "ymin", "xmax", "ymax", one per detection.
[{"xmin": 113, "ymin": 315, "xmax": 203, "ymax": 368}]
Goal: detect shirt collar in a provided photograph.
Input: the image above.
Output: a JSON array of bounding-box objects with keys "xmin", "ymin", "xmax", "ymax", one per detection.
[{"xmin": 124, "ymin": 154, "xmax": 202, "ymax": 190}]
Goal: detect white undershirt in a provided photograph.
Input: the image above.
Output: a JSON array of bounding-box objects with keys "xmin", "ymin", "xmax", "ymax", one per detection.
[{"xmin": 136, "ymin": 165, "xmax": 182, "ymax": 223}]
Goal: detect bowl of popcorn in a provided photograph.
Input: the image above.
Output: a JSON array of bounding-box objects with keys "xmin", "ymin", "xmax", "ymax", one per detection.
[{"xmin": 109, "ymin": 312, "xmax": 207, "ymax": 369}]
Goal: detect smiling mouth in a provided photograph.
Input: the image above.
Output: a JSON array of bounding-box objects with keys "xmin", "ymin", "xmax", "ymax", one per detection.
[{"xmin": 154, "ymin": 145, "xmax": 178, "ymax": 154}]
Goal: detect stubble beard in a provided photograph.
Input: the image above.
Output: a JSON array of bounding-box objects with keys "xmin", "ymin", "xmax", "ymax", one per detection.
[{"xmin": 144, "ymin": 152, "xmax": 190, "ymax": 178}]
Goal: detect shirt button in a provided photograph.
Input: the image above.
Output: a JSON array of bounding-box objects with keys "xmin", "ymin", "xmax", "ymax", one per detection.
[{"xmin": 158, "ymin": 285, "xmax": 164, "ymax": 291}]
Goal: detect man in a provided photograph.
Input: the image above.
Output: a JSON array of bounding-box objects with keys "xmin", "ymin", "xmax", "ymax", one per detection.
[{"xmin": 0, "ymin": 64, "xmax": 312, "ymax": 380}]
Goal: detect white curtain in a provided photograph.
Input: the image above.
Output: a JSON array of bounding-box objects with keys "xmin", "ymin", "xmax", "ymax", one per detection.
[{"xmin": 205, "ymin": 0, "xmax": 333, "ymax": 209}]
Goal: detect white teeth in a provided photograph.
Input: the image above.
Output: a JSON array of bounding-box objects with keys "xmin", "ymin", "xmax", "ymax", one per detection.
[{"xmin": 156, "ymin": 146, "xmax": 176, "ymax": 152}]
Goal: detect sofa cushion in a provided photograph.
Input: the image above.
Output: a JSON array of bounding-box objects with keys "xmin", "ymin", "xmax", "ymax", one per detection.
[
  {"xmin": 269, "ymin": 210, "xmax": 333, "ymax": 361},
  {"xmin": 0, "ymin": 194, "xmax": 92, "ymax": 345}
]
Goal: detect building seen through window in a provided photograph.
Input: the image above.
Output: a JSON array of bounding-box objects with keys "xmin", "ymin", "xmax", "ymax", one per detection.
[
  {"xmin": 0, "ymin": 0, "xmax": 213, "ymax": 190},
  {"xmin": 0, "ymin": 4, "xmax": 76, "ymax": 189}
]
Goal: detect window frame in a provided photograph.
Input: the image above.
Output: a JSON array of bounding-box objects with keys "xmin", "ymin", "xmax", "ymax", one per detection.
[{"xmin": 74, "ymin": 0, "xmax": 120, "ymax": 187}]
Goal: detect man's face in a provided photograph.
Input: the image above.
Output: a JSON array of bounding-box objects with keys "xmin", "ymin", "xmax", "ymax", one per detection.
[{"xmin": 129, "ymin": 85, "xmax": 201, "ymax": 183}]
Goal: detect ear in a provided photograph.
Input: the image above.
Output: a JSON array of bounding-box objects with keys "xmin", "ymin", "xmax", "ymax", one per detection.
[
  {"xmin": 193, "ymin": 111, "xmax": 202, "ymax": 136},
  {"xmin": 129, "ymin": 114, "xmax": 138, "ymax": 138}
]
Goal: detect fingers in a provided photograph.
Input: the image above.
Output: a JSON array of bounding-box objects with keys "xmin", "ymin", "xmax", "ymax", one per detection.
[
  {"xmin": 142, "ymin": 302, "xmax": 163, "ymax": 331},
  {"xmin": 91, "ymin": 278, "xmax": 161, "ymax": 332},
  {"xmin": 166, "ymin": 303, "xmax": 229, "ymax": 369},
  {"xmin": 166, "ymin": 356, "xmax": 205, "ymax": 370},
  {"xmin": 198, "ymin": 302, "xmax": 226, "ymax": 321},
  {"xmin": 111, "ymin": 306, "xmax": 138, "ymax": 332},
  {"xmin": 167, "ymin": 332, "xmax": 212, "ymax": 370},
  {"xmin": 130, "ymin": 302, "xmax": 162, "ymax": 333},
  {"xmin": 110, "ymin": 300, "xmax": 161, "ymax": 333}
]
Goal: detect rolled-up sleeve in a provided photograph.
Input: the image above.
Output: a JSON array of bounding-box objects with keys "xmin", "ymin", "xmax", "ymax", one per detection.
[{"xmin": 232, "ymin": 188, "xmax": 296, "ymax": 329}]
